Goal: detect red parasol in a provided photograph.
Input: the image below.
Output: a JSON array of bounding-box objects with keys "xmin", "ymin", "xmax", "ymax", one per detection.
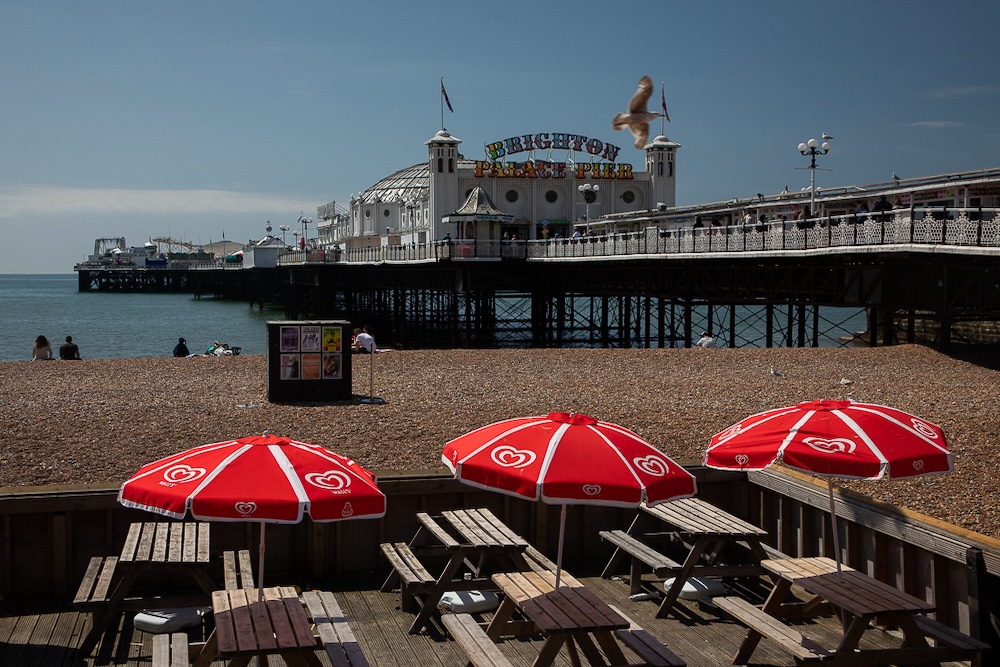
[
  {"xmin": 443, "ymin": 412, "xmax": 697, "ymax": 588},
  {"xmin": 705, "ymin": 399, "xmax": 951, "ymax": 573},
  {"xmin": 119, "ymin": 433, "xmax": 385, "ymax": 593}
]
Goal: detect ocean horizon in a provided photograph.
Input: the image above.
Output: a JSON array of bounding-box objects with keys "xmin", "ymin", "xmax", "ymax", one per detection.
[{"xmin": 0, "ymin": 274, "xmax": 281, "ymax": 362}]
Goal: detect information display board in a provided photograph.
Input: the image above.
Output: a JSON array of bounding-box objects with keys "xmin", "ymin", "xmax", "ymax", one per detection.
[{"xmin": 267, "ymin": 320, "xmax": 352, "ymax": 402}]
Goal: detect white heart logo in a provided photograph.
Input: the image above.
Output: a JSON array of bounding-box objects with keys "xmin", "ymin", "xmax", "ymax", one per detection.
[
  {"xmin": 163, "ymin": 464, "xmax": 206, "ymax": 484},
  {"xmin": 490, "ymin": 445, "xmax": 536, "ymax": 469},
  {"xmin": 342, "ymin": 502, "xmax": 354, "ymax": 517},
  {"xmin": 912, "ymin": 460, "xmax": 924, "ymax": 471},
  {"xmin": 235, "ymin": 501, "xmax": 257, "ymax": 515},
  {"xmin": 735, "ymin": 454, "xmax": 750, "ymax": 467},
  {"xmin": 306, "ymin": 470, "xmax": 352, "ymax": 491},
  {"xmin": 803, "ymin": 437, "xmax": 856, "ymax": 455},
  {"xmin": 633, "ymin": 455, "xmax": 668, "ymax": 477},
  {"xmin": 582, "ymin": 484, "xmax": 601, "ymax": 496}
]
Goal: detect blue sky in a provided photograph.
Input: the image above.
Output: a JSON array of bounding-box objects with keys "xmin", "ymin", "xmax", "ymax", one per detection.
[{"xmin": 2, "ymin": 0, "xmax": 998, "ymax": 274}]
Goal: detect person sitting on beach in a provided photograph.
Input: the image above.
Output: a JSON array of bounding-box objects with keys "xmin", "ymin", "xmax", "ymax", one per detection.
[
  {"xmin": 695, "ymin": 332, "xmax": 717, "ymax": 348},
  {"xmin": 206, "ymin": 341, "xmax": 221, "ymax": 355},
  {"xmin": 353, "ymin": 326, "xmax": 375, "ymax": 354},
  {"xmin": 59, "ymin": 336, "xmax": 81, "ymax": 360},
  {"xmin": 31, "ymin": 335, "xmax": 54, "ymax": 361},
  {"xmin": 173, "ymin": 337, "xmax": 190, "ymax": 357}
]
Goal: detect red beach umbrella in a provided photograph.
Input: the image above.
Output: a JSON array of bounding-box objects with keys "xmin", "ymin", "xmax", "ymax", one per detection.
[
  {"xmin": 119, "ymin": 432, "xmax": 386, "ymax": 593},
  {"xmin": 443, "ymin": 412, "xmax": 697, "ymax": 588},
  {"xmin": 705, "ymin": 399, "xmax": 951, "ymax": 573}
]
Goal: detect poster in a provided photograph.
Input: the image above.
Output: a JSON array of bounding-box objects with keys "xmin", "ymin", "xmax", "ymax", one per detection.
[
  {"xmin": 322, "ymin": 353, "xmax": 342, "ymax": 379},
  {"xmin": 301, "ymin": 325, "xmax": 321, "ymax": 352},
  {"xmin": 301, "ymin": 353, "xmax": 321, "ymax": 380},
  {"xmin": 322, "ymin": 326, "xmax": 342, "ymax": 352},
  {"xmin": 280, "ymin": 354, "xmax": 300, "ymax": 380},
  {"xmin": 280, "ymin": 326, "xmax": 300, "ymax": 353}
]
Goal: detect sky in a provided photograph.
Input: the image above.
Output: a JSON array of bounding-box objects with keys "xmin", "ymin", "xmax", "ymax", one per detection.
[{"xmin": 2, "ymin": 0, "xmax": 998, "ymax": 274}]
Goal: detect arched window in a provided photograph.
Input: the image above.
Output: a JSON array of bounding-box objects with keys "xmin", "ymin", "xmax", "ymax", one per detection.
[
  {"xmin": 657, "ymin": 160, "xmax": 663, "ymax": 177},
  {"xmin": 669, "ymin": 161, "xmax": 674, "ymax": 177},
  {"xmin": 438, "ymin": 157, "xmax": 444, "ymax": 173},
  {"xmin": 448, "ymin": 158, "xmax": 454, "ymax": 173}
]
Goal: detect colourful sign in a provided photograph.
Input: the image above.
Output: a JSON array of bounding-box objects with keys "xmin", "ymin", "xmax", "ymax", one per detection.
[{"xmin": 474, "ymin": 160, "xmax": 633, "ymax": 180}]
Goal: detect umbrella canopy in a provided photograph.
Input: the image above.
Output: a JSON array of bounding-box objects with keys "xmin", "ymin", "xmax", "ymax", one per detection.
[
  {"xmin": 119, "ymin": 433, "xmax": 386, "ymax": 592},
  {"xmin": 704, "ymin": 399, "xmax": 951, "ymax": 573},
  {"xmin": 443, "ymin": 411, "xmax": 696, "ymax": 587},
  {"xmin": 705, "ymin": 399, "xmax": 952, "ymax": 480}
]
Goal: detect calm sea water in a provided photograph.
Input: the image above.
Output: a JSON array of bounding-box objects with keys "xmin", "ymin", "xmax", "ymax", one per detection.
[{"xmin": 0, "ymin": 274, "xmax": 282, "ymax": 362}]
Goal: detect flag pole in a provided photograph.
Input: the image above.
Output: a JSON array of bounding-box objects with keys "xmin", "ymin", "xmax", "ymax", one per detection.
[{"xmin": 660, "ymin": 82, "xmax": 666, "ymax": 136}]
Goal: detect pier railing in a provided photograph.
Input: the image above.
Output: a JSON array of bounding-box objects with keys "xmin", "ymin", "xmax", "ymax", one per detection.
[{"xmin": 323, "ymin": 206, "xmax": 1000, "ymax": 265}]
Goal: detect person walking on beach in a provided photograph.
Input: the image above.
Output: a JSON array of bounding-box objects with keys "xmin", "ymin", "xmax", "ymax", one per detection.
[
  {"xmin": 173, "ymin": 337, "xmax": 190, "ymax": 357},
  {"xmin": 59, "ymin": 336, "xmax": 81, "ymax": 360},
  {"xmin": 31, "ymin": 335, "xmax": 53, "ymax": 361}
]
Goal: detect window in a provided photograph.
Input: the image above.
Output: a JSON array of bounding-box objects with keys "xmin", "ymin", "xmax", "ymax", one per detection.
[
  {"xmin": 438, "ymin": 157, "xmax": 443, "ymax": 172},
  {"xmin": 506, "ymin": 190, "xmax": 518, "ymax": 203},
  {"xmin": 545, "ymin": 190, "xmax": 558, "ymax": 203},
  {"xmin": 383, "ymin": 209, "xmax": 390, "ymax": 218},
  {"xmin": 365, "ymin": 210, "xmax": 371, "ymax": 218},
  {"xmin": 449, "ymin": 158, "xmax": 454, "ymax": 173},
  {"xmin": 621, "ymin": 191, "xmax": 635, "ymax": 204},
  {"xmin": 657, "ymin": 161, "xmax": 663, "ymax": 176}
]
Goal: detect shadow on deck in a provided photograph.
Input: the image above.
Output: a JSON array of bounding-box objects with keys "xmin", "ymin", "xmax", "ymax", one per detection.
[{"xmin": 0, "ymin": 569, "xmax": 977, "ymax": 667}]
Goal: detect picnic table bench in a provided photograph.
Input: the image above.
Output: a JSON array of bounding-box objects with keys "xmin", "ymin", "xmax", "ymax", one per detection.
[
  {"xmin": 74, "ymin": 521, "xmax": 215, "ymax": 656},
  {"xmin": 221, "ymin": 549, "xmax": 255, "ymax": 591},
  {"xmin": 601, "ymin": 498, "xmax": 769, "ymax": 616},
  {"xmin": 720, "ymin": 556, "xmax": 991, "ymax": 666},
  {"xmin": 380, "ymin": 507, "xmax": 533, "ymax": 634}
]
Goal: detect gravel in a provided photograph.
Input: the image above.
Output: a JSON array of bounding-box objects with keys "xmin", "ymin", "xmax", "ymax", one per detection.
[{"xmin": 2, "ymin": 345, "xmax": 997, "ymax": 537}]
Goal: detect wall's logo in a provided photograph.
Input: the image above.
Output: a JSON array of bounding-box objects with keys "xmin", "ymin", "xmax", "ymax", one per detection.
[{"xmin": 491, "ymin": 445, "xmax": 536, "ymax": 469}]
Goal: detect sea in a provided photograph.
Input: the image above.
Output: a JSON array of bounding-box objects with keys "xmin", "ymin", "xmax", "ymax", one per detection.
[
  {"xmin": 0, "ymin": 274, "xmax": 282, "ymax": 362},
  {"xmin": 0, "ymin": 274, "xmax": 870, "ymax": 362}
]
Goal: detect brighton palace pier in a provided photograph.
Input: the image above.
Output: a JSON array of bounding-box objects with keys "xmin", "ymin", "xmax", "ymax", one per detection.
[{"xmin": 76, "ymin": 127, "xmax": 1000, "ymax": 351}]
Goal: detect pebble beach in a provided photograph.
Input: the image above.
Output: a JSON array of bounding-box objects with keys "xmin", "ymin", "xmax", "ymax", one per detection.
[{"xmin": 2, "ymin": 345, "xmax": 998, "ymax": 539}]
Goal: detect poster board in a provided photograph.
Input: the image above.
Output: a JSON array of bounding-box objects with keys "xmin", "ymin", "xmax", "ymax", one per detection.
[{"xmin": 267, "ymin": 320, "xmax": 352, "ymax": 402}]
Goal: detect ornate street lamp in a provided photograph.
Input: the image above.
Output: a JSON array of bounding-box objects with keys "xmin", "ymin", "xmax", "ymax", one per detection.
[
  {"xmin": 578, "ymin": 183, "xmax": 600, "ymax": 235},
  {"xmin": 279, "ymin": 225, "xmax": 290, "ymax": 244},
  {"xmin": 797, "ymin": 137, "xmax": 831, "ymax": 219}
]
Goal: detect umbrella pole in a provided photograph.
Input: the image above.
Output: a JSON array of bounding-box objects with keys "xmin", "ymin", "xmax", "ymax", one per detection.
[
  {"xmin": 554, "ymin": 504, "xmax": 567, "ymax": 590},
  {"xmin": 258, "ymin": 522, "xmax": 265, "ymax": 602},
  {"xmin": 827, "ymin": 480, "xmax": 843, "ymax": 579}
]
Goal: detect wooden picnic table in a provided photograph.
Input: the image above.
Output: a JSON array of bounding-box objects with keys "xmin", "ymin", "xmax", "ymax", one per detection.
[
  {"xmin": 718, "ymin": 556, "xmax": 991, "ymax": 666},
  {"xmin": 75, "ymin": 521, "xmax": 215, "ymax": 655},
  {"xmin": 191, "ymin": 586, "xmax": 320, "ymax": 667},
  {"xmin": 601, "ymin": 498, "xmax": 769, "ymax": 616},
  {"xmin": 485, "ymin": 570, "xmax": 684, "ymax": 667},
  {"xmin": 381, "ymin": 507, "xmax": 533, "ymax": 634}
]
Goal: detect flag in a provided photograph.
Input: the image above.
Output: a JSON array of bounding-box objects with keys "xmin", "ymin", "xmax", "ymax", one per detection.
[
  {"xmin": 441, "ymin": 78, "xmax": 453, "ymax": 113},
  {"xmin": 661, "ymin": 83, "xmax": 670, "ymax": 122}
]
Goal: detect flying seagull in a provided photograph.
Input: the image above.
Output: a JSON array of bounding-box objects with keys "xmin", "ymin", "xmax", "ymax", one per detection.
[
  {"xmin": 612, "ymin": 76, "xmax": 661, "ymax": 149},
  {"xmin": 822, "ymin": 131, "xmax": 834, "ymax": 140}
]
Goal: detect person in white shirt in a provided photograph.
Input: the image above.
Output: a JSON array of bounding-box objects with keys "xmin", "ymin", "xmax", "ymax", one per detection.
[
  {"xmin": 695, "ymin": 332, "xmax": 717, "ymax": 348},
  {"xmin": 353, "ymin": 327, "xmax": 375, "ymax": 354}
]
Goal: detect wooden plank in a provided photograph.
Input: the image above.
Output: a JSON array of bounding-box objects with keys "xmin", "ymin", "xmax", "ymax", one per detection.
[
  {"xmin": 912, "ymin": 614, "xmax": 992, "ymax": 652},
  {"xmin": 119, "ymin": 522, "xmax": 142, "ymax": 562},
  {"xmin": 304, "ymin": 591, "xmax": 350, "ymax": 667},
  {"xmin": 469, "ymin": 508, "xmax": 528, "ymax": 548},
  {"xmin": 237, "ymin": 549, "xmax": 255, "ymax": 588},
  {"xmin": 166, "ymin": 522, "xmax": 183, "ymax": 563},
  {"xmin": 182, "ymin": 522, "xmax": 197, "ymax": 563},
  {"xmin": 135, "ymin": 522, "xmax": 156, "ymax": 561},
  {"xmin": 713, "ymin": 596, "xmax": 830, "ymax": 661},
  {"xmin": 223, "ymin": 551, "xmax": 238, "ymax": 591},
  {"xmin": 211, "ymin": 589, "xmax": 238, "ymax": 655},
  {"xmin": 73, "ymin": 556, "xmax": 104, "ymax": 604},
  {"xmin": 600, "ymin": 529, "xmax": 680, "ymax": 570},
  {"xmin": 196, "ymin": 522, "xmax": 211, "ymax": 562},
  {"xmin": 227, "ymin": 588, "xmax": 258, "ymax": 654},
  {"xmin": 279, "ymin": 585, "xmax": 317, "ymax": 648},
  {"xmin": 152, "ymin": 522, "xmax": 170, "ymax": 562},
  {"xmin": 441, "ymin": 613, "xmax": 513, "ymax": 667},
  {"xmin": 91, "ymin": 556, "xmax": 118, "ymax": 603},
  {"xmin": 416, "ymin": 512, "xmax": 459, "ymax": 549}
]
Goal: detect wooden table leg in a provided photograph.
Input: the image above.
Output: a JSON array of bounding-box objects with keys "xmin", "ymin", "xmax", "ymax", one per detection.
[
  {"xmin": 533, "ymin": 634, "xmax": 568, "ymax": 667},
  {"xmin": 408, "ymin": 548, "xmax": 469, "ymax": 634},
  {"xmin": 656, "ymin": 538, "xmax": 709, "ymax": 617}
]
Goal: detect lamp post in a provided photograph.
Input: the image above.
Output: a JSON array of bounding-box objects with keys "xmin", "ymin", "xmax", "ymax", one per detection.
[
  {"xmin": 405, "ymin": 199, "xmax": 417, "ymax": 233},
  {"xmin": 279, "ymin": 225, "xmax": 289, "ymax": 244},
  {"xmin": 577, "ymin": 183, "xmax": 600, "ymax": 235},
  {"xmin": 298, "ymin": 215, "xmax": 312, "ymax": 248},
  {"xmin": 797, "ymin": 137, "xmax": 831, "ymax": 219}
]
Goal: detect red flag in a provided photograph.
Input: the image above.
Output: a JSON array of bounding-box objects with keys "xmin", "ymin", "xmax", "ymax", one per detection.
[
  {"xmin": 441, "ymin": 78, "xmax": 453, "ymax": 113},
  {"xmin": 661, "ymin": 84, "xmax": 670, "ymax": 122}
]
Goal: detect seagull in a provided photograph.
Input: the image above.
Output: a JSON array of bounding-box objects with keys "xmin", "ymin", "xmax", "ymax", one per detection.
[
  {"xmin": 770, "ymin": 366, "xmax": 785, "ymax": 377},
  {"xmin": 822, "ymin": 131, "xmax": 834, "ymax": 140},
  {"xmin": 612, "ymin": 76, "xmax": 661, "ymax": 149},
  {"xmin": 892, "ymin": 172, "xmax": 900, "ymax": 182}
]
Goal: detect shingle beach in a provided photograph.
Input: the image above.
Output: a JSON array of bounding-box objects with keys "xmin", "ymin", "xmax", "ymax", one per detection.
[{"xmin": 3, "ymin": 346, "xmax": 997, "ymax": 538}]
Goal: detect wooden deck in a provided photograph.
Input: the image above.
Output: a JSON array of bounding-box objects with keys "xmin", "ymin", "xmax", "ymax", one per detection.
[{"xmin": 0, "ymin": 571, "xmax": 980, "ymax": 667}]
